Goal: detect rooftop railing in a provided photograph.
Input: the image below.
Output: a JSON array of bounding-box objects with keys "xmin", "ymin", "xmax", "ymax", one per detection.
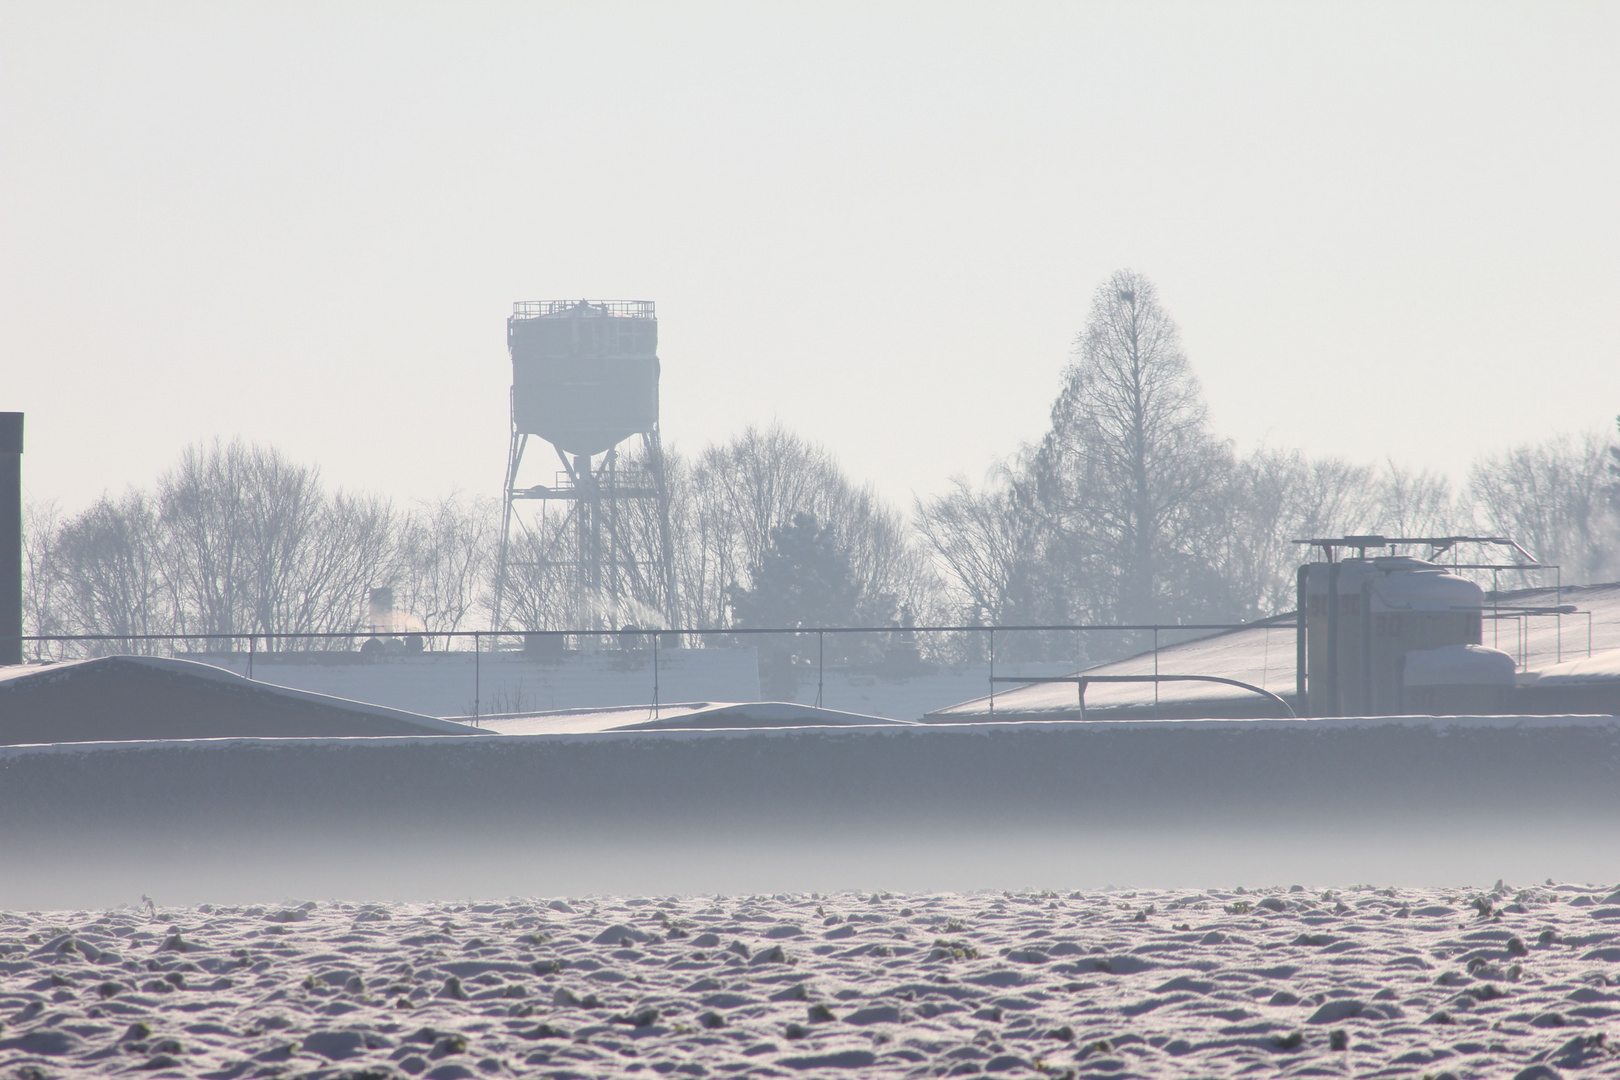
[
  {"xmin": 19, "ymin": 621, "xmax": 1261, "ymax": 721},
  {"xmin": 511, "ymin": 300, "xmax": 655, "ymax": 319}
]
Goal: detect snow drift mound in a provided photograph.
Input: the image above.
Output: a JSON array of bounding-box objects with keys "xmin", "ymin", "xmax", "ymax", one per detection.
[{"xmin": 0, "ymin": 655, "xmax": 470, "ymax": 743}]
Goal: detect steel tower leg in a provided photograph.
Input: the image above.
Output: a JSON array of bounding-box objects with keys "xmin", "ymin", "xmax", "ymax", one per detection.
[
  {"xmin": 651, "ymin": 428, "xmax": 676, "ymax": 630},
  {"xmin": 492, "ymin": 428, "xmax": 527, "ymax": 631}
]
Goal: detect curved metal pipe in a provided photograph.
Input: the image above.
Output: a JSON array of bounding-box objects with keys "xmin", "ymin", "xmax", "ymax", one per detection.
[{"xmin": 990, "ymin": 673, "xmax": 1297, "ymax": 719}]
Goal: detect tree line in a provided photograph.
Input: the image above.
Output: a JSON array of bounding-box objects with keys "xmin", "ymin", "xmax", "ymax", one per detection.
[
  {"xmin": 918, "ymin": 271, "xmax": 1620, "ymax": 640},
  {"xmin": 23, "ymin": 442, "xmax": 494, "ymax": 655},
  {"xmin": 23, "ymin": 269, "xmax": 1620, "ymax": 660}
]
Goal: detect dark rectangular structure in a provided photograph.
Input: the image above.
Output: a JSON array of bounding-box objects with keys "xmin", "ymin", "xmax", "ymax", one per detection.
[{"xmin": 0, "ymin": 412, "xmax": 21, "ymax": 666}]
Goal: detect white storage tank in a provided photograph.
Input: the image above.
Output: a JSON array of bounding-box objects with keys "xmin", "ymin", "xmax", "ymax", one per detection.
[
  {"xmin": 507, "ymin": 299, "xmax": 659, "ymax": 458},
  {"xmin": 1402, "ymin": 644, "xmax": 1517, "ymax": 715},
  {"xmin": 1303, "ymin": 555, "xmax": 1493, "ymax": 715}
]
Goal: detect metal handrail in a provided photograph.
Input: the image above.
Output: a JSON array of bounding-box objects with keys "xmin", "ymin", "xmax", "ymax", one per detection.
[
  {"xmin": 511, "ymin": 299, "xmax": 655, "ymax": 319},
  {"xmin": 18, "ymin": 622, "xmax": 1271, "ymax": 722},
  {"xmin": 989, "ymin": 673, "xmax": 1296, "ymax": 719},
  {"xmin": 20, "ymin": 621, "xmax": 1263, "ymax": 645}
]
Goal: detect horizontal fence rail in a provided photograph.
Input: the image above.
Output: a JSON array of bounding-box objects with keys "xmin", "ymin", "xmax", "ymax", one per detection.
[
  {"xmin": 20, "ymin": 622, "xmax": 1271, "ymax": 721},
  {"xmin": 23, "ymin": 623, "xmax": 1260, "ymax": 643},
  {"xmin": 18, "ymin": 606, "xmax": 1593, "ymax": 721}
]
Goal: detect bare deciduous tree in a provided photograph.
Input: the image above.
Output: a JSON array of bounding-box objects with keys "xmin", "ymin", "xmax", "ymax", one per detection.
[
  {"xmin": 396, "ymin": 492, "xmax": 499, "ymax": 636},
  {"xmin": 276, "ymin": 489, "xmax": 401, "ymax": 644},
  {"xmin": 51, "ymin": 491, "xmax": 171, "ymax": 653},
  {"xmin": 25, "ymin": 394, "xmax": 1618, "ymax": 670},
  {"xmin": 674, "ymin": 423, "xmax": 937, "ymax": 634},
  {"xmin": 21, "ymin": 498, "xmax": 66, "ymax": 657},
  {"xmin": 25, "ymin": 440, "xmax": 437, "ymax": 655},
  {"xmin": 234, "ymin": 445, "xmax": 332, "ymax": 646},
  {"xmin": 1031, "ymin": 270, "xmax": 1232, "ymax": 623},
  {"xmin": 1468, "ymin": 429, "xmax": 1620, "ymax": 582},
  {"xmin": 1210, "ymin": 450, "xmax": 1379, "ymax": 619},
  {"xmin": 914, "ymin": 471, "xmax": 1040, "ymax": 625},
  {"xmin": 152, "ymin": 440, "xmax": 402, "ymax": 647},
  {"xmin": 1370, "ymin": 461, "xmax": 1459, "ymax": 539},
  {"xmin": 158, "ymin": 440, "xmax": 251, "ymax": 640}
]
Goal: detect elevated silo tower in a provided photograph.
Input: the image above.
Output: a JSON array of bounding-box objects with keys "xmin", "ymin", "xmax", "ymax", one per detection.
[{"xmin": 493, "ymin": 300, "xmax": 674, "ymax": 634}]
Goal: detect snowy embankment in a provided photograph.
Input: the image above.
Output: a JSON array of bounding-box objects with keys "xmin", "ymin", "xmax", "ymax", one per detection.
[
  {"xmin": 3, "ymin": 717, "xmax": 1619, "ymax": 909},
  {"xmin": 1, "ymin": 887, "xmax": 1617, "ymax": 1079}
]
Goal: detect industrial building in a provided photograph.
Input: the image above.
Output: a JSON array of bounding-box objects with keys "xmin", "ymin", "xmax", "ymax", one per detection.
[{"xmin": 929, "ymin": 572, "xmax": 1620, "ymax": 723}]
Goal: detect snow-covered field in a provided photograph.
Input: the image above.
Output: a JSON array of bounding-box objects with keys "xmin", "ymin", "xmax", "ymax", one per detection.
[{"xmin": 4, "ymin": 885, "xmax": 1618, "ymax": 1079}]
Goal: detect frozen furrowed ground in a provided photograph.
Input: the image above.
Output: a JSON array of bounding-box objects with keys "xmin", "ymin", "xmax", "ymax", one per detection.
[{"xmin": 2, "ymin": 886, "xmax": 1618, "ymax": 1079}]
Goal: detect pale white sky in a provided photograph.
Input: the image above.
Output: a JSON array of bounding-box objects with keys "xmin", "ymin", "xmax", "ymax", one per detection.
[{"xmin": 3, "ymin": 1, "xmax": 1617, "ymax": 516}]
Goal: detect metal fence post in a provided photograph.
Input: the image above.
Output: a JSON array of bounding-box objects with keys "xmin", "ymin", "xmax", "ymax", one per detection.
[
  {"xmin": 989, "ymin": 628, "xmax": 995, "ymax": 719},
  {"xmin": 23, "ymin": 620, "xmax": 1287, "ymax": 718},
  {"xmin": 817, "ymin": 630, "xmax": 824, "ymax": 708}
]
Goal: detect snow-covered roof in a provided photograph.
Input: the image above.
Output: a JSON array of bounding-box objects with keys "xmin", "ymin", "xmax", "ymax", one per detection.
[
  {"xmin": 452, "ymin": 700, "xmax": 912, "ymax": 736},
  {"xmin": 927, "ymin": 582, "xmax": 1620, "ymax": 721},
  {"xmin": 0, "ymin": 655, "xmax": 471, "ymax": 743},
  {"xmin": 1402, "ymin": 644, "xmax": 1516, "ymax": 687},
  {"xmin": 1524, "ymin": 646, "xmax": 1620, "ymax": 686}
]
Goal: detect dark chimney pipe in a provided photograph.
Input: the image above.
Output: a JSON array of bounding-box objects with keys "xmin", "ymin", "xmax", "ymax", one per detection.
[
  {"xmin": 1295, "ymin": 563, "xmax": 1309, "ymax": 715},
  {"xmin": 0, "ymin": 412, "xmax": 22, "ymax": 666}
]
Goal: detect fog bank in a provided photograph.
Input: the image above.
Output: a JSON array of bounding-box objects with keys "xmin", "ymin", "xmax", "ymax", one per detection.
[{"xmin": 5, "ymin": 718, "xmax": 1618, "ymax": 909}]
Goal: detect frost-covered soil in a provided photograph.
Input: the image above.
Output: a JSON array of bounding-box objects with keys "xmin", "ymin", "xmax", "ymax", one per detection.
[{"xmin": 2, "ymin": 886, "xmax": 1618, "ymax": 1079}]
